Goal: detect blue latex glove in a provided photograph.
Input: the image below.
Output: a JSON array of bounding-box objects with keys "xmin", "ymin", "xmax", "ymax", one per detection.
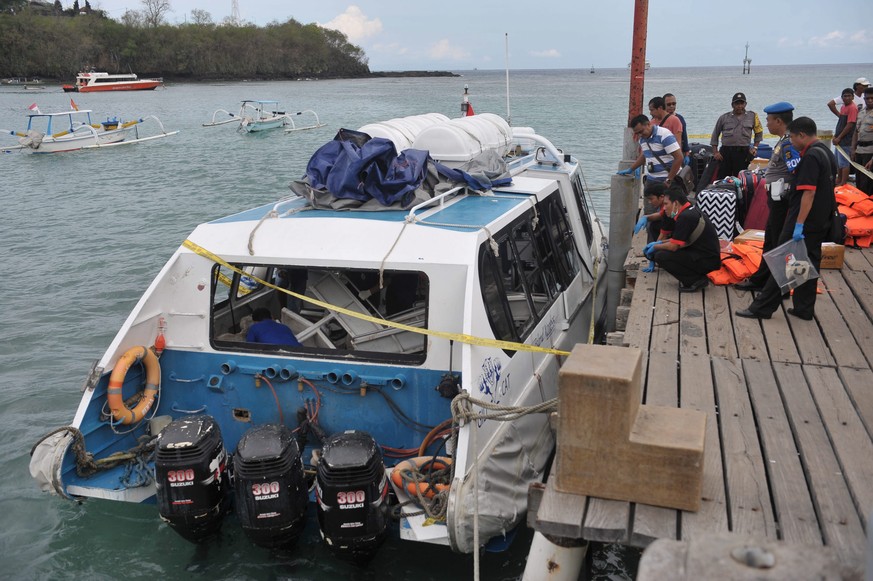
[
  {"xmin": 644, "ymin": 240, "xmax": 663, "ymax": 260},
  {"xmin": 617, "ymin": 167, "xmax": 642, "ymax": 178},
  {"xmin": 642, "ymin": 260, "xmax": 655, "ymax": 273},
  {"xmin": 684, "ymin": 155, "xmax": 691, "ymax": 166},
  {"xmin": 793, "ymin": 222, "xmax": 804, "ymax": 241},
  {"xmin": 634, "ymin": 215, "xmax": 648, "ymax": 235}
]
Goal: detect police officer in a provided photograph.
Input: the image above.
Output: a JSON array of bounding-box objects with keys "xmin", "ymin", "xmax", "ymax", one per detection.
[
  {"xmin": 735, "ymin": 101, "xmax": 800, "ymax": 291},
  {"xmin": 644, "ymin": 185, "xmax": 721, "ymax": 292},
  {"xmin": 711, "ymin": 92, "xmax": 764, "ymax": 179},
  {"xmin": 736, "ymin": 117, "xmax": 837, "ymax": 320}
]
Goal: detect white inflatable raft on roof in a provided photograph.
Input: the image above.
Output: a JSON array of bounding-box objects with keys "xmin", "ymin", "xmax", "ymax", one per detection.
[
  {"xmin": 412, "ymin": 113, "xmax": 512, "ymax": 165},
  {"xmin": 357, "ymin": 113, "xmax": 450, "ymax": 151}
]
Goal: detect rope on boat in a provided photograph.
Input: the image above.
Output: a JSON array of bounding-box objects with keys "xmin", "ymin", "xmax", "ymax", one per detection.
[
  {"xmin": 394, "ymin": 392, "xmax": 557, "ymax": 525},
  {"xmin": 30, "ymin": 425, "xmax": 156, "ymax": 481}
]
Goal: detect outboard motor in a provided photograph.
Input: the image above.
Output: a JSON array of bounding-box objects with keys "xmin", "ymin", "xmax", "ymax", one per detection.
[
  {"xmin": 155, "ymin": 415, "xmax": 228, "ymax": 543},
  {"xmin": 316, "ymin": 431, "xmax": 389, "ymax": 562},
  {"xmin": 233, "ymin": 424, "xmax": 308, "ymax": 549}
]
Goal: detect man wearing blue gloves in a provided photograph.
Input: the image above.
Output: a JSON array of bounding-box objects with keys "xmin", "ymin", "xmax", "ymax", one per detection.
[
  {"xmin": 735, "ymin": 117, "xmax": 837, "ymax": 321},
  {"xmin": 734, "ymin": 101, "xmax": 800, "ymax": 292},
  {"xmin": 634, "ymin": 181, "xmax": 671, "ymax": 243},
  {"xmin": 618, "ymin": 114, "xmax": 684, "ymax": 187},
  {"xmin": 646, "ymin": 186, "xmax": 721, "ymax": 292}
]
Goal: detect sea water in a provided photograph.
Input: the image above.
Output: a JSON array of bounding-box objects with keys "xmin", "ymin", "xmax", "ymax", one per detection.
[{"xmin": 0, "ymin": 64, "xmax": 867, "ymax": 579}]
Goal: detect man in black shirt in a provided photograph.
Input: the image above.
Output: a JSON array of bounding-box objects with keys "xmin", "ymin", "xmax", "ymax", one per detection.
[
  {"xmin": 645, "ymin": 186, "xmax": 722, "ymax": 292},
  {"xmin": 736, "ymin": 117, "xmax": 837, "ymax": 320}
]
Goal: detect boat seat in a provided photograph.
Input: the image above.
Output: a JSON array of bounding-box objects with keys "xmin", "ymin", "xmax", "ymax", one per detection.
[
  {"xmin": 280, "ymin": 308, "xmax": 335, "ymax": 349},
  {"xmin": 215, "ymin": 314, "xmax": 253, "ymax": 342},
  {"xmin": 350, "ymin": 306, "xmax": 426, "ymax": 354},
  {"xmin": 307, "ymin": 272, "xmax": 423, "ymax": 354}
]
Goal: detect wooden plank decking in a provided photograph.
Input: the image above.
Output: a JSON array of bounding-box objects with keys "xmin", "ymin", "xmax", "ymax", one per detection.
[{"xmin": 531, "ymin": 237, "xmax": 873, "ymax": 568}]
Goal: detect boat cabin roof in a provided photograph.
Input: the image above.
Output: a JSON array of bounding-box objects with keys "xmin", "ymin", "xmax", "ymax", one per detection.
[
  {"xmin": 27, "ymin": 109, "xmax": 93, "ymax": 118},
  {"xmin": 189, "ymin": 175, "xmax": 561, "ymax": 268}
]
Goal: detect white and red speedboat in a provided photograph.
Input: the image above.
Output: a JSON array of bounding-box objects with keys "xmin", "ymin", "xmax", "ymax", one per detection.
[{"xmin": 63, "ymin": 71, "xmax": 163, "ymax": 93}]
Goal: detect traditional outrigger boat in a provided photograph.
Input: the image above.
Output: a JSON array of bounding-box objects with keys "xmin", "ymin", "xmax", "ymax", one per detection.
[
  {"xmin": 62, "ymin": 71, "xmax": 163, "ymax": 93},
  {"xmin": 2, "ymin": 108, "xmax": 178, "ymax": 154},
  {"xmin": 203, "ymin": 100, "xmax": 326, "ymax": 133},
  {"xmin": 31, "ymin": 104, "xmax": 607, "ymax": 557}
]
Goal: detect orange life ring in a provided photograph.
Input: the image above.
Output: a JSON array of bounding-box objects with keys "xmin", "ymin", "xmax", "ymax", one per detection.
[
  {"xmin": 390, "ymin": 456, "xmax": 452, "ymax": 499},
  {"xmin": 107, "ymin": 346, "xmax": 160, "ymax": 425}
]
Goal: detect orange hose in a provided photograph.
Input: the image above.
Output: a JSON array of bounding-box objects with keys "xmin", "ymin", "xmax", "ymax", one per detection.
[
  {"xmin": 258, "ymin": 375, "xmax": 284, "ymax": 424},
  {"xmin": 418, "ymin": 418, "xmax": 453, "ymax": 456}
]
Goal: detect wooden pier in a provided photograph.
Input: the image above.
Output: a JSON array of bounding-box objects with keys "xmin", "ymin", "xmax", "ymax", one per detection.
[{"xmin": 528, "ymin": 234, "xmax": 873, "ymax": 570}]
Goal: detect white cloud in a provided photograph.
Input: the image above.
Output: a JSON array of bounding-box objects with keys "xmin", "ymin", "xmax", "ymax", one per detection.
[
  {"xmin": 809, "ymin": 30, "xmax": 845, "ymax": 47},
  {"xmin": 531, "ymin": 49, "xmax": 561, "ymax": 58},
  {"xmin": 777, "ymin": 37, "xmax": 803, "ymax": 48},
  {"xmin": 428, "ymin": 39, "xmax": 470, "ymax": 61},
  {"xmin": 849, "ymin": 30, "xmax": 871, "ymax": 44},
  {"xmin": 321, "ymin": 6, "xmax": 382, "ymax": 42}
]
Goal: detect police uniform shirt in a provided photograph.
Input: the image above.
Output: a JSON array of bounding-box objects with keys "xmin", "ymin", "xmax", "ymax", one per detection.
[
  {"xmin": 766, "ymin": 134, "xmax": 800, "ymax": 185},
  {"xmin": 790, "ymin": 142, "xmax": 837, "ymax": 232},
  {"xmin": 711, "ymin": 110, "xmax": 764, "ymax": 148},
  {"xmin": 856, "ymin": 108, "xmax": 873, "ymax": 155},
  {"xmin": 669, "ymin": 203, "xmax": 720, "ymax": 258}
]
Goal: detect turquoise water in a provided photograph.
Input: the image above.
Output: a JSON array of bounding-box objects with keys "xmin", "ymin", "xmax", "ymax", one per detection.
[{"xmin": 0, "ymin": 64, "xmax": 867, "ymax": 579}]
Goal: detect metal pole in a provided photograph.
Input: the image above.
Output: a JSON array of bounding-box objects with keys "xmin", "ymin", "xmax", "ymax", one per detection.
[
  {"xmin": 627, "ymin": 0, "xmax": 648, "ymax": 129},
  {"xmin": 607, "ymin": 0, "xmax": 648, "ymax": 332},
  {"xmin": 505, "ymin": 33, "xmax": 511, "ymax": 126}
]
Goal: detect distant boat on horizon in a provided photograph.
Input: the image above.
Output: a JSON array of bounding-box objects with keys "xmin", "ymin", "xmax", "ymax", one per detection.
[{"xmin": 590, "ymin": 65, "xmax": 595, "ymax": 74}]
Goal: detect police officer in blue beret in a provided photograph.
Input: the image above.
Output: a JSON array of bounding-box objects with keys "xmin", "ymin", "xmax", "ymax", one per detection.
[{"xmin": 735, "ymin": 101, "xmax": 800, "ymax": 293}]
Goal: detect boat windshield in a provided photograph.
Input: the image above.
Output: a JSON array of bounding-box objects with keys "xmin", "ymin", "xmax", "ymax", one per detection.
[{"xmin": 210, "ymin": 265, "xmax": 429, "ymax": 364}]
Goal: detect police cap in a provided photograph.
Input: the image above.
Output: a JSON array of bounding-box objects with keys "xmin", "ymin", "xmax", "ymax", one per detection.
[
  {"xmin": 731, "ymin": 92, "xmax": 747, "ymax": 103},
  {"xmin": 763, "ymin": 101, "xmax": 795, "ymax": 114}
]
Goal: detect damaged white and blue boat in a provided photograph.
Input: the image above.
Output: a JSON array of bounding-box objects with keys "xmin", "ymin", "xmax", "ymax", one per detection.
[{"xmin": 31, "ymin": 106, "xmax": 608, "ymax": 558}]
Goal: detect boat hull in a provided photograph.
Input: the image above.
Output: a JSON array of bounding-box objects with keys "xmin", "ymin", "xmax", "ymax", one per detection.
[
  {"xmin": 241, "ymin": 117, "xmax": 287, "ymax": 132},
  {"xmin": 78, "ymin": 81, "xmax": 161, "ymax": 92},
  {"xmin": 27, "ymin": 128, "xmax": 131, "ymax": 153}
]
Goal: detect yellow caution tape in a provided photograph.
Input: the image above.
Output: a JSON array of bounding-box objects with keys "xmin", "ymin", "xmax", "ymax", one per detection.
[
  {"xmin": 835, "ymin": 144, "xmax": 873, "ymax": 182},
  {"xmin": 687, "ymin": 133, "xmax": 781, "ymax": 140},
  {"xmin": 182, "ymin": 239, "xmax": 571, "ymax": 356}
]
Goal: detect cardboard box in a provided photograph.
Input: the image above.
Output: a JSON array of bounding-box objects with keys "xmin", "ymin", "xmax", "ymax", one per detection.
[
  {"xmin": 820, "ymin": 243, "xmax": 844, "ymax": 269},
  {"xmin": 734, "ymin": 229, "xmax": 765, "ymax": 245}
]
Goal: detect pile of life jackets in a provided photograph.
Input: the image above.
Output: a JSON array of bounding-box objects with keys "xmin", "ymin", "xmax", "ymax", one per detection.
[
  {"xmin": 708, "ymin": 240, "xmax": 763, "ymax": 285},
  {"xmin": 835, "ymin": 184, "xmax": 873, "ymax": 247}
]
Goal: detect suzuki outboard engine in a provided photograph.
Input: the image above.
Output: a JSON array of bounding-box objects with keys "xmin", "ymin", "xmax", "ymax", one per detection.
[
  {"xmin": 234, "ymin": 424, "xmax": 308, "ymax": 549},
  {"xmin": 155, "ymin": 415, "xmax": 228, "ymax": 543},
  {"xmin": 316, "ymin": 430, "xmax": 389, "ymax": 562}
]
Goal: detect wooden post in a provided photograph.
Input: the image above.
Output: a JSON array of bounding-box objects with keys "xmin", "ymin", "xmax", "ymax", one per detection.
[{"xmin": 555, "ymin": 344, "xmax": 706, "ymax": 511}]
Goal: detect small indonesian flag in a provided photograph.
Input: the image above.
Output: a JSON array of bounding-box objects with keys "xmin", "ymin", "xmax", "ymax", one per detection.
[
  {"xmin": 28, "ymin": 103, "xmax": 40, "ymax": 113},
  {"xmin": 70, "ymin": 98, "xmax": 79, "ymax": 111}
]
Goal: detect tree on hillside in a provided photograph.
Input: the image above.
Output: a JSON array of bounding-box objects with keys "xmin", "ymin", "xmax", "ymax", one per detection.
[
  {"xmin": 121, "ymin": 9, "xmax": 143, "ymax": 27},
  {"xmin": 0, "ymin": 0, "xmax": 27, "ymax": 15},
  {"xmin": 52, "ymin": 0, "xmax": 62, "ymax": 14},
  {"xmin": 71, "ymin": 0, "xmax": 79, "ymax": 15},
  {"xmin": 141, "ymin": 0, "xmax": 170, "ymax": 28},
  {"xmin": 190, "ymin": 8, "xmax": 211, "ymax": 26}
]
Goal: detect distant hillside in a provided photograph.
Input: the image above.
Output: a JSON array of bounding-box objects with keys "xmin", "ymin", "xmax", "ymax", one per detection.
[{"xmin": 0, "ymin": 9, "xmax": 371, "ymax": 80}]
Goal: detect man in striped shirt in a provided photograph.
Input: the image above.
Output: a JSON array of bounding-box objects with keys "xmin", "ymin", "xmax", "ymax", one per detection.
[{"xmin": 620, "ymin": 114, "xmax": 684, "ymax": 187}]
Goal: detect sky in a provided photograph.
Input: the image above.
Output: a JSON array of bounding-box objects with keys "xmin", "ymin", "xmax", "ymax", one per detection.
[{"xmin": 86, "ymin": 0, "xmax": 873, "ymax": 72}]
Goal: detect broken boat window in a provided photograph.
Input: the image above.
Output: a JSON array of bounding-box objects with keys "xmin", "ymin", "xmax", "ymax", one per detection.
[{"xmin": 210, "ymin": 265, "xmax": 429, "ymax": 364}]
